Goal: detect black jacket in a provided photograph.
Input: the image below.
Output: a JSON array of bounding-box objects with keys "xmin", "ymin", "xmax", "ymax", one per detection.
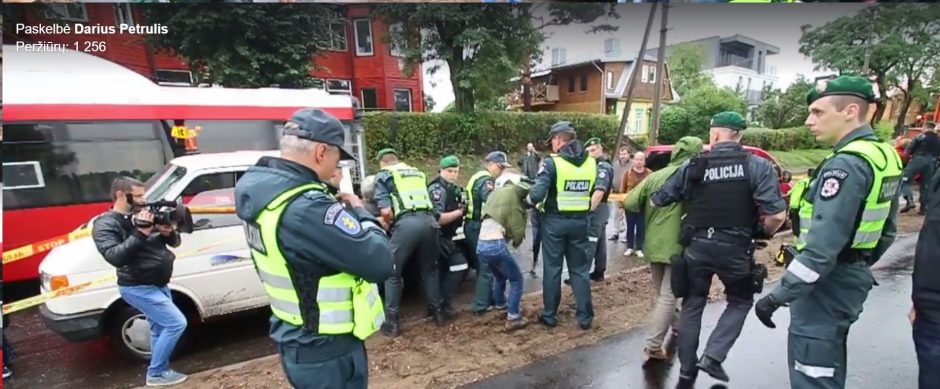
[
  {"xmin": 914, "ymin": 173, "xmax": 940, "ymax": 324},
  {"xmin": 92, "ymin": 211, "xmax": 181, "ymax": 287}
]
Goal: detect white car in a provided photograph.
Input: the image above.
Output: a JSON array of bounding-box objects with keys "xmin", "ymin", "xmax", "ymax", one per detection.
[{"xmin": 38, "ymin": 151, "xmax": 463, "ymax": 360}]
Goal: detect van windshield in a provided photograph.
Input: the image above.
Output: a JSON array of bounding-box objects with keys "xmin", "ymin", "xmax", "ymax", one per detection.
[{"xmin": 144, "ymin": 164, "xmax": 187, "ymax": 203}]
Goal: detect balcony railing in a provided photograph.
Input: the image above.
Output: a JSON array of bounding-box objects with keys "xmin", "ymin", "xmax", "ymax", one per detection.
[{"xmin": 507, "ymin": 82, "xmax": 560, "ymax": 107}]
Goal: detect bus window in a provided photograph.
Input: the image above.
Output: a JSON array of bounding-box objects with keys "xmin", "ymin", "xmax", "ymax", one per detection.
[
  {"xmin": 184, "ymin": 120, "xmax": 280, "ymax": 153},
  {"xmin": 2, "ymin": 122, "xmax": 168, "ymax": 210}
]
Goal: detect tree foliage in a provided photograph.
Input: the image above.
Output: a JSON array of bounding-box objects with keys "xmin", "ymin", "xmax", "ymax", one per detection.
[
  {"xmin": 755, "ymin": 76, "xmax": 814, "ymax": 129},
  {"xmin": 666, "ymin": 42, "xmax": 712, "ymax": 97},
  {"xmin": 373, "ymin": 4, "xmax": 540, "ymax": 113},
  {"xmin": 143, "ymin": 5, "xmax": 341, "ymax": 88},
  {"xmin": 658, "ymin": 84, "xmax": 748, "ymax": 144},
  {"xmin": 799, "ymin": 4, "xmax": 940, "ymax": 130}
]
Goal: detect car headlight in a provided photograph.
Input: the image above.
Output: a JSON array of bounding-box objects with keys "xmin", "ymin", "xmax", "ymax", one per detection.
[{"xmin": 41, "ymin": 272, "xmax": 70, "ymax": 292}]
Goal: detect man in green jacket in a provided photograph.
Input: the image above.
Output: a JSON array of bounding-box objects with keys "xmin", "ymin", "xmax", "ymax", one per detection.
[
  {"xmin": 623, "ymin": 136, "xmax": 704, "ymax": 361},
  {"xmin": 478, "ymin": 170, "xmax": 533, "ymax": 330}
]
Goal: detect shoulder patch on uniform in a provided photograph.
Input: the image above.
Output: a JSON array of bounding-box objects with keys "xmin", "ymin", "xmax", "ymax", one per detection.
[
  {"xmin": 432, "ymin": 189, "xmax": 443, "ymax": 202},
  {"xmin": 819, "ymin": 176, "xmax": 844, "ymax": 200},
  {"xmin": 599, "ymin": 170, "xmax": 607, "ymax": 179},
  {"xmin": 323, "ymin": 203, "xmax": 344, "ymax": 225},
  {"xmin": 333, "ymin": 210, "xmax": 362, "ymax": 235},
  {"xmin": 821, "ymin": 168, "xmax": 849, "ymax": 180}
]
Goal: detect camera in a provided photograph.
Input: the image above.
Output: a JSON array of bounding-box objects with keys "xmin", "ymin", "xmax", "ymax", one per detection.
[{"xmin": 130, "ymin": 199, "xmax": 195, "ymax": 234}]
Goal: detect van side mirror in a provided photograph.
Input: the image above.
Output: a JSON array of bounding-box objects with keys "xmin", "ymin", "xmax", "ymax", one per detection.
[{"xmin": 781, "ymin": 171, "xmax": 792, "ymax": 183}]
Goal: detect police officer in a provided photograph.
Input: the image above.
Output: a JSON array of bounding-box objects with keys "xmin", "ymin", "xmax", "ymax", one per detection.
[
  {"xmin": 427, "ymin": 155, "xmax": 470, "ymax": 317},
  {"xmin": 468, "ymin": 152, "xmax": 511, "ymax": 315},
  {"xmin": 526, "ymin": 121, "xmax": 599, "ymax": 330},
  {"xmin": 652, "ymin": 111, "xmax": 787, "ymax": 386},
  {"xmin": 754, "ymin": 76, "xmax": 902, "ymax": 389},
  {"xmin": 235, "ymin": 109, "xmax": 394, "ymax": 388},
  {"xmin": 901, "ymin": 121, "xmax": 939, "ymax": 214},
  {"xmin": 373, "ymin": 148, "xmax": 449, "ymax": 337},
  {"xmin": 584, "ymin": 137, "xmax": 614, "ymax": 281}
]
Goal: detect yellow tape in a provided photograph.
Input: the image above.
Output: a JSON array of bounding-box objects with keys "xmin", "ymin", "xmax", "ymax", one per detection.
[{"xmin": 2, "ymin": 238, "xmax": 242, "ymax": 315}]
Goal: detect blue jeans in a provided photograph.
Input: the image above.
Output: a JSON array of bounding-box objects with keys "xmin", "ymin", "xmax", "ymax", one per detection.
[
  {"xmin": 119, "ymin": 285, "xmax": 187, "ymax": 377},
  {"xmin": 477, "ymin": 239, "xmax": 524, "ymax": 319},
  {"xmin": 914, "ymin": 314, "xmax": 940, "ymax": 389},
  {"xmin": 626, "ymin": 212, "xmax": 645, "ymax": 250}
]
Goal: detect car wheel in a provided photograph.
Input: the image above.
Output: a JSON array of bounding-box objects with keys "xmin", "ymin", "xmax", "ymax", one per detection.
[{"xmin": 108, "ymin": 304, "xmax": 191, "ymax": 362}]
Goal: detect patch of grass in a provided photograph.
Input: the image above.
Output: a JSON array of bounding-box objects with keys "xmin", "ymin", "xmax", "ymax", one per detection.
[{"xmin": 769, "ymin": 149, "xmax": 831, "ymax": 171}]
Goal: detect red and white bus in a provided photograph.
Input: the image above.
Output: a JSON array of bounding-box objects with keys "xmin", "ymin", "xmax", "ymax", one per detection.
[{"xmin": 2, "ymin": 45, "xmax": 367, "ymax": 283}]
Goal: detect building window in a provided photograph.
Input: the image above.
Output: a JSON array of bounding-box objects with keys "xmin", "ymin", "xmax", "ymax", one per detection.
[
  {"xmin": 47, "ymin": 4, "xmax": 89, "ymax": 22},
  {"xmin": 113, "ymin": 4, "xmax": 135, "ymax": 26},
  {"xmin": 394, "ymin": 89, "xmax": 413, "ymax": 112},
  {"xmin": 329, "ymin": 21, "xmax": 347, "ymax": 52},
  {"xmin": 634, "ymin": 108, "xmax": 645, "ymax": 134},
  {"xmin": 388, "ymin": 23, "xmax": 404, "ymax": 57},
  {"xmin": 360, "ymin": 88, "xmax": 378, "ymax": 110},
  {"xmin": 642, "ymin": 65, "xmax": 656, "ymax": 84},
  {"xmin": 353, "ymin": 19, "xmax": 373, "ymax": 56},
  {"xmin": 604, "ymin": 38, "xmax": 620, "ymax": 58},
  {"xmin": 327, "ymin": 79, "xmax": 352, "ymax": 95},
  {"xmin": 568, "ymin": 77, "xmax": 576, "ymax": 94},
  {"xmin": 607, "ymin": 71, "xmax": 615, "ymax": 89},
  {"xmin": 580, "ymin": 73, "xmax": 589, "ymax": 92},
  {"xmin": 552, "ymin": 48, "xmax": 567, "ymax": 66}
]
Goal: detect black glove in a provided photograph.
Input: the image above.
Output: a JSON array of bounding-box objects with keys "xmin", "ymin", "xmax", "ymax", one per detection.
[{"xmin": 754, "ymin": 294, "xmax": 784, "ymax": 329}]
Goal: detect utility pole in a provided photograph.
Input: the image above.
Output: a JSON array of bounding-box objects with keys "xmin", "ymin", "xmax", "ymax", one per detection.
[
  {"xmin": 649, "ymin": 1, "xmax": 669, "ymax": 146},
  {"xmin": 615, "ymin": 2, "xmax": 658, "ymax": 155}
]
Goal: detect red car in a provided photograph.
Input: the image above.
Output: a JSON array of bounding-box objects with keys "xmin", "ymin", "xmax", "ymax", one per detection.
[{"xmin": 644, "ymin": 144, "xmax": 795, "ymax": 199}]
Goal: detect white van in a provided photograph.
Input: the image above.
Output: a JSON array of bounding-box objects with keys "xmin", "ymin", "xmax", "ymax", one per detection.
[{"xmin": 38, "ymin": 151, "xmax": 462, "ymax": 360}]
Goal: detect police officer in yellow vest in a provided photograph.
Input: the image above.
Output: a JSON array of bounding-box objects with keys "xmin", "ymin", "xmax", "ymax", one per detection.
[
  {"xmin": 754, "ymin": 76, "xmax": 903, "ymax": 389},
  {"xmin": 526, "ymin": 121, "xmax": 599, "ymax": 330},
  {"xmin": 235, "ymin": 109, "xmax": 394, "ymax": 389},
  {"xmin": 373, "ymin": 148, "xmax": 449, "ymax": 337},
  {"xmin": 468, "ymin": 152, "xmax": 510, "ymax": 315}
]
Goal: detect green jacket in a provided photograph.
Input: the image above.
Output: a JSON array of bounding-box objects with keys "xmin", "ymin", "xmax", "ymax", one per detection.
[
  {"xmin": 623, "ymin": 136, "xmax": 704, "ymax": 263},
  {"xmin": 481, "ymin": 176, "xmax": 530, "ymax": 248}
]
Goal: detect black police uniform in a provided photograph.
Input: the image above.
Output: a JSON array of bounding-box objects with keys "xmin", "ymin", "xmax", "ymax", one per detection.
[
  {"xmin": 652, "ymin": 142, "xmax": 786, "ymax": 379},
  {"xmin": 428, "ymin": 175, "xmax": 470, "ymax": 313}
]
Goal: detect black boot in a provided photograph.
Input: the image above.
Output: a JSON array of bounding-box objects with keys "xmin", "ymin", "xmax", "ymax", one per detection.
[
  {"xmin": 697, "ymin": 355, "xmax": 729, "ymax": 382},
  {"xmin": 381, "ymin": 313, "xmax": 401, "ymax": 338},
  {"xmin": 432, "ymin": 308, "xmax": 449, "ymax": 327},
  {"xmin": 675, "ymin": 368, "xmax": 697, "ymax": 389},
  {"xmin": 900, "ymin": 197, "xmax": 916, "ymax": 213},
  {"xmin": 441, "ymin": 303, "xmax": 457, "ymax": 321}
]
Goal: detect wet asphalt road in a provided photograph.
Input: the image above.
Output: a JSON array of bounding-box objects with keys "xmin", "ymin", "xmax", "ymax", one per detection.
[
  {"xmin": 464, "ymin": 234, "xmax": 920, "ymax": 389},
  {"xmin": 3, "ymin": 219, "xmax": 646, "ymax": 389}
]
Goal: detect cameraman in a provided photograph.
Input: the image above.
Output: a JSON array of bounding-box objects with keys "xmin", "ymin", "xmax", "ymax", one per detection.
[{"xmin": 92, "ymin": 177, "xmax": 188, "ymax": 387}]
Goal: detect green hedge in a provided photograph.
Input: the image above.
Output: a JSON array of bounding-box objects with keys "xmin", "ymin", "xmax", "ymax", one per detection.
[
  {"xmin": 362, "ymin": 111, "xmax": 826, "ymax": 160},
  {"xmin": 363, "ymin": 111, "xmax": 647, "ymax": 160}
]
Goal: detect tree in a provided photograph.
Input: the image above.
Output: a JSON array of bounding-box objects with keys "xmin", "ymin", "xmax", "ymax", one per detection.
[
  {"xmin": 798, "ymin": 5, "xmax": 940, "ymax": 126},
  {"xmin": 658, "ymin": 84, "xmax": 748, "ymax": 143},
  {"xmin": 143, "ymin": 4, "xmax": 341, "ymax": 88},
  {"xmin": 520, "ymin": 4, "xmax": 619, "ymax": 111},
  {"xmin": 756, "ymin": 76, "xmax": 814, "ymax": 129},
  {"xmin": 880, "ymin": 5, "xmax": 940, "ymax": 133},
  {"xmin": 666, "ymin": 42, "xmax": 712, "ymax": 97},
  {"xmin": 374, "ymin": 4, "xmax": 541, "ymax": 113}
]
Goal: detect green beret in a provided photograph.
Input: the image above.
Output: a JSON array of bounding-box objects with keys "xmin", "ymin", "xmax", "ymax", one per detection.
[
  {"xmin": 375, "ymin": 148, "xmax": 397, "ymax": 160},
  {"xmin": 926, "ymin": 121, "xmax": 936, "ymax": 128},
  {"xmin": 439, "ymin": 155, "xmax": 460, "ymax": 169},
  {"xmin": 584, "ymin": 137, "xmax": 602, "ymax": 147},
  {"xmin": 806, "ymin": 75, "xmax": 876, "ymax": 105},
  {"xmin": 709, "ymin": 111, "xmax": 747, "ymax": 132}
]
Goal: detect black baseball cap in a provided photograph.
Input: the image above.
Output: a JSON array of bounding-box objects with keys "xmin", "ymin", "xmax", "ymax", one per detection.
[
  {"xmin": 546, "ymin": 121, "xmax": 577, "ymax": 142},
  {"xmin": 485, "ymin": 151, "xmax": 512, "ymax": 168},
  {"xmin": 282, "ymin": 108, "xmax": 356, "ymax": 161}
]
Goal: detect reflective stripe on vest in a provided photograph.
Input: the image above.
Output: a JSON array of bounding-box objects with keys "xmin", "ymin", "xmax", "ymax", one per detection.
[
  {"xmin": 247, "ymin": 183, "xmax": 384, "ymax": 340},
  {"xmin": 795, "ymin": 140, "xmax": 903, "ymax": 251},
  {"xmin": 465, "ymin": 170, "xmax": 492, "ymax": 220},
  {"xmin": 552, "ymin": 156, "xmax": 597, "ymax": 212},
  {"xmin": 382, "ymin": 163, "xmax": 432, "ymax": 218}
]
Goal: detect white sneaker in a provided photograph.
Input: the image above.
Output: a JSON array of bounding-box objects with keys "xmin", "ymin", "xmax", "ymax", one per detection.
[
  {"xmin": 636, "ymin": 250, "xmax": 645, "ymax": 258},
  {"xmin": 624, "ymin": 248, "xmax": 634, "ymax": 257}
]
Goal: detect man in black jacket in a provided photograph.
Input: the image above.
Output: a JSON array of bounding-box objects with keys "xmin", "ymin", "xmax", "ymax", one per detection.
[
  {"xmin": 913, "ymin": 163, "xmax": 940, "ymax": 389},
  {"xmin": 92, "ymin": 177, "xmax": 188, "ymax": 387}
]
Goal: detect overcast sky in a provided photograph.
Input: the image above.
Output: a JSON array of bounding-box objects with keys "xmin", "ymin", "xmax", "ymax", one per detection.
[{"xmin": 422, "ymin": 3, "xmax": 871, "ymax": 112}]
